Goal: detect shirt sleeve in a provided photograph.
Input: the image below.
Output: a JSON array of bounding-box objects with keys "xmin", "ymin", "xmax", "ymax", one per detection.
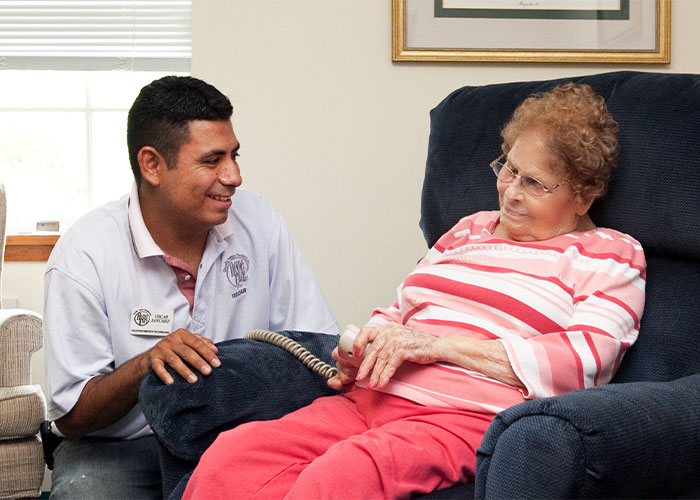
[
  {"xmin": 366, "ymin": 301, "xmax": 402, "ymax": 327},
  {"xmin": 44, "ymin": 266, "xmax": 114, "ymax": 420},
  {"xmin": 498, "ymin": 237, "xmax": 647, "ymax": 399},
  {"xmin": 266, "ymin": 209, "xmax": 339, "ymax": 335}
]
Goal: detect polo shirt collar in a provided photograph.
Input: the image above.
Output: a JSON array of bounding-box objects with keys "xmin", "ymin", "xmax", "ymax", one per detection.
[
  {"xmin": 128, "ymin": 182, "xmax": 162, "ymax": 258},
  {"xmin": 127, "ymin": 182, "xmax": 235, "ymax": 259},
  {"xmin": 213, "ymin": 207, "xmax": 234, "ymax": 240}
]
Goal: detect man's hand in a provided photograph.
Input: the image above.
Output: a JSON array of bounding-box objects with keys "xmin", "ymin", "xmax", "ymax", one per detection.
[
  {"xmin": 148, "ymin": 328, "xmax": 221, "ymax": 385},
  {"xmin": 55, "ymin": 328, "xmax": 221, "ymax": 438}
]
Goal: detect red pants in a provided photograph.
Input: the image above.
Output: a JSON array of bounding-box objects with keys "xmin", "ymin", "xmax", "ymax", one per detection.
[{"xmin": 182, "ymin": 387, "xmax": 493, "ymax": 499}]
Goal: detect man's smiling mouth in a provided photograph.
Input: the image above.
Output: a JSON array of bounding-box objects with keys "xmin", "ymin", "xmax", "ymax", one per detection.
[{"xmin": 208, "ymin": 194, "xmax": 232, "ymax": 202}]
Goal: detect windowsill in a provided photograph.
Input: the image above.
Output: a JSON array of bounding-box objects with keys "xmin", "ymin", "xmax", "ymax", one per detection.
[{"xmin": 4, "ymin": 233, "xmax": 60, "ymax": 262}]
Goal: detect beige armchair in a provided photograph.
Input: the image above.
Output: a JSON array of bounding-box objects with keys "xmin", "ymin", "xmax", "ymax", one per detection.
[{"xmin": 0, "ymin": 181, "xmax": 46, "ymax": 499}]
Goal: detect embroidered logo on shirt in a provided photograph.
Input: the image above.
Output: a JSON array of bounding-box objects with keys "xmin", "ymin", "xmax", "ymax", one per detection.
[{"xmin": 224, "ymin": 254, "xmax": 249, "ymax": 299}]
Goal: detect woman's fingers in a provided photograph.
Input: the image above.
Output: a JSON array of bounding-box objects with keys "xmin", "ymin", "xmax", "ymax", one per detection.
[{"xmin": 356, "ymin": 324, "xmax": 438, "ymax": 388}]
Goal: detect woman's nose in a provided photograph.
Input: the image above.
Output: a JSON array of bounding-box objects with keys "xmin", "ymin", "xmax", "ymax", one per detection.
[{"xmin": 503, "ymin": 177, "xmax": 525, "ymax": 199}]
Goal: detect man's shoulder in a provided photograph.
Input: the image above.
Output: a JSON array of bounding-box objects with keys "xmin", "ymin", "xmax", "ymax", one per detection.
[{"xmin": 49, "ymin": 196, "xmax": 130, "ymax": 267}]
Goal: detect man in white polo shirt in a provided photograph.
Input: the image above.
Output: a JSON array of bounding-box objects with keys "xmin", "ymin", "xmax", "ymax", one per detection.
[{"xmin": 43, "ymin": 76, "xmax": 339, "ymax": 499}]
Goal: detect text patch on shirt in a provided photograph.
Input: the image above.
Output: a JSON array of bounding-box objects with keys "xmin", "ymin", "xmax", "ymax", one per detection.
[{"xmin": 130, "ymin": 307, "xmax": 174, "ymax": 336}]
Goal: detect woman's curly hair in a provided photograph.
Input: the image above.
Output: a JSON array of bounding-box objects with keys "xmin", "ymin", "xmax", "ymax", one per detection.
[{"xmin": 501, "ymin": 83, "xmax": 619, "ymax": 200}]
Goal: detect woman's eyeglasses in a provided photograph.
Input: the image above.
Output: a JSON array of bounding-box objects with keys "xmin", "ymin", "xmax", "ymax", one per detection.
[{"xmin": 490, "ymin": 153, "xmax": 569, "ymax": 197}]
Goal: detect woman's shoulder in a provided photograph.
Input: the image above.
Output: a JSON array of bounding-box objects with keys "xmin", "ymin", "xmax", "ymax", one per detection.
[
  {"xmin": 572, "ymin": 226, "xmax": 642, "ymax": 249},
  {"xmin": 451, "ymin": 211, "xmax": 499, "ymax": 237},
  {"xmin": 563, "ymin": 227, "xmax": 646, "ymax": 267},
  {"xmin": 433, "ymin": 211, "xmax": 499, "ymax": 249}
]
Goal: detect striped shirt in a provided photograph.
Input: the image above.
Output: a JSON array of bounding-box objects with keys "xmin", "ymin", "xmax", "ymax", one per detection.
[{"xmin": 364, "ymin": 211, "xmax": 647, "ymax": 415}]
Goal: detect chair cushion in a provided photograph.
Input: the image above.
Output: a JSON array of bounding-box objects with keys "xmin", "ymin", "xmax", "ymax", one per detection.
[
  {"xmin": 614, "ymin": 254, "xmax": 700, "ymax": 383},
  {"xmin": 0, "ymin": 435, "xmax": 45, "ymax": 499},
  {"xmin": 0, "ymin": 385, "xmax": 46, "ymax": 438}
]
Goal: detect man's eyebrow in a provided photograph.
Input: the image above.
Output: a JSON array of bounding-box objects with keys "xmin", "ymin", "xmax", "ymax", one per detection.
[{"xmin": 198, "ymin": 144, "xmax": 240, "ymax": 159}]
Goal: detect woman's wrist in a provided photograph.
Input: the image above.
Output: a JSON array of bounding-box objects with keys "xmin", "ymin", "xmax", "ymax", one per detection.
[
  {"xmin": 431, "ymin": 335, "xmax": 465, "ymax": 365},
  {"xmin": 433, "ymin": 335, "xmax": 499, "ymax": 369}
]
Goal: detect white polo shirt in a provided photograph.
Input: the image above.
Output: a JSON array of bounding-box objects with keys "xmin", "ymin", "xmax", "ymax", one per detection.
[{"xmin": 44, "ymin": 185, "xmax": 339, "ymax": 439}]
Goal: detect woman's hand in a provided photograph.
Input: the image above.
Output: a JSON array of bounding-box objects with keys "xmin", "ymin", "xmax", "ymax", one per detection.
[
  {"xmin": 328, "ymin": 322, "xmax": 523, "ymax": 391},
  {"xmin": 355, "ymin": 323, "xmax": 439, "ymax": 390},
  {"xmin": 327, "ymin": 347, "xmax": 357, "ymax": 390}
]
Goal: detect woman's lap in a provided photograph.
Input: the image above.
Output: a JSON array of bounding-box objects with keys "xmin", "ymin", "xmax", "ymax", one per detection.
[{"xmin": 182, "ymin": 388, "xmax": 493, "ymax": 500}]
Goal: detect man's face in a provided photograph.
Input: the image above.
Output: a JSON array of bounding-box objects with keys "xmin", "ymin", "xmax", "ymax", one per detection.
[{"xmin": 158, "ymin": 120, "xmax": 242, "ymax": 233}]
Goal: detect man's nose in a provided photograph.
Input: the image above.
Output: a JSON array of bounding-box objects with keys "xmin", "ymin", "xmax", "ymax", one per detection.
[{"xmin": 219, "ymin": 160, "xmax": 242, "ymax": 187}]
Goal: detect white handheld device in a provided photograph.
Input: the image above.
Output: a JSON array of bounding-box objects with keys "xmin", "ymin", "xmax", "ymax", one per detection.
[{"xmin": 337, "ymin": 324, "xmax": 370, "ymax": 367}]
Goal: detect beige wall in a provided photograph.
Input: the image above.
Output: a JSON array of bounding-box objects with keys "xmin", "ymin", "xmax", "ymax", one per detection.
[{"xmin": 5, "ymin": 0, "xmax": 700, "ymax": 387}]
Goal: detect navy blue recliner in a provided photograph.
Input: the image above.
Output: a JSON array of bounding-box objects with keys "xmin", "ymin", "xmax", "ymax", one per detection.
[{"xmin": 141, "ymin": 71, "xmax": 700, "ymax": 499}]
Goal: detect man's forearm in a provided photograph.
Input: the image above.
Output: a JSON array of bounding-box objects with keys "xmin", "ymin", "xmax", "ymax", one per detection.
[
  {"xmin": 54, "ymin": 328, "xmax": 220, "ymax": 438},
  {"xmin": 55, "ymin": 350, "xmax": 151, "ymax": 439}
]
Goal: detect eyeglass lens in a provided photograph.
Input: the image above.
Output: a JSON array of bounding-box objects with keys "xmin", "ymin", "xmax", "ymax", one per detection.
[{"xmin": 493, "ymin": 161, "xmax": 548, "ymax": 196}]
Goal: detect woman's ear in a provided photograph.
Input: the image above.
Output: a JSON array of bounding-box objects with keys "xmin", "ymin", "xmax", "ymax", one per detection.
[
  {"xmin": 575, "ymin": 192, "xmax": 595, "ymax": 216},
  {"xmin": 138, "ymin": 146, "xmax": 165, "ymax": 187}
]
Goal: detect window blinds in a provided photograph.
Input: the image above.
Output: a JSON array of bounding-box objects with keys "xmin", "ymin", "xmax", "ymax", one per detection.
[{"xmin": 0, "ymin": 0, "xmax": 191, "ymax": 71}]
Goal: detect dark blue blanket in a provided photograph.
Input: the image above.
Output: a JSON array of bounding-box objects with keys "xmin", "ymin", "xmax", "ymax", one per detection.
[{"xmin": 139, "ymin": 331, "xmax": 340, "ymax": 498}]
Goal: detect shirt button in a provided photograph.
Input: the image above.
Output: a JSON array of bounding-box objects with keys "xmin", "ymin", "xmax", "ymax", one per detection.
[{"xmin": 185, "ymin": 275, "xmax": 192, "ymax": 281}]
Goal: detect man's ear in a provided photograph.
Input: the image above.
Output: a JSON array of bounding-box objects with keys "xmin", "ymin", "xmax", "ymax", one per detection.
[{"xmin": 138, "ymin": 146, "xmax": 165, "ymax": 187}]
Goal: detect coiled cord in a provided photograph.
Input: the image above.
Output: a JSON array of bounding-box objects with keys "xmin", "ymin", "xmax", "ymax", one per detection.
[{"xmin": 244, "ymin": 329, "xmax": 338, "ymax": 379}]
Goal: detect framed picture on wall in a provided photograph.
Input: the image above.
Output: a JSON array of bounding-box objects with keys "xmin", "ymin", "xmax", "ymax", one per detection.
[{"xmin": 392, "ymin": 0, "xmax": 670, "ymax": 63}]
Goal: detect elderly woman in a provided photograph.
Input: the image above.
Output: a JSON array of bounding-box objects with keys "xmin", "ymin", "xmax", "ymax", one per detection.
[{"xmin": 182, "ymin": 83, "xmax": 646, "ymax": 499}]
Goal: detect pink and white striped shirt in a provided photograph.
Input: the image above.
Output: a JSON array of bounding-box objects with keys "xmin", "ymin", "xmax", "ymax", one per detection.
[{"xmin": 364, "ymin": 211, "xmax": 647, "ymax": 415}]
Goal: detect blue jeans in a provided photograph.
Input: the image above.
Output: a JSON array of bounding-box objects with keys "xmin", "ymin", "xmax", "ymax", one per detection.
[{"xmin": 49, "ymin": 435, "xmax": 162, "ymax": 499}]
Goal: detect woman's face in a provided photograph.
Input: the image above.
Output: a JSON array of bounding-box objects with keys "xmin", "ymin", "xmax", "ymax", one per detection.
[{"xmin": 496, "ymin": 129, "xmax": 593, "ymax": 242}]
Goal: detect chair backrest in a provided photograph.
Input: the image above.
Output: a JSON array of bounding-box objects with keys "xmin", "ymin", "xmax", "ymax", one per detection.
[{"xmin": 420, "ymin": 71, "xmax": 700, "ymax": 384}]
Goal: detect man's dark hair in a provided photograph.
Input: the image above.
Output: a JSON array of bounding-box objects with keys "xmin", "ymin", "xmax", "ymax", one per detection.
[{"xmin": 126, "ymin": 76, "xmax": 233, "ymax": 185}]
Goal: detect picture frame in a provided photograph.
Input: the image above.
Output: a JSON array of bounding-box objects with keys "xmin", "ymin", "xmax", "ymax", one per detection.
[{"xmin": 392, "ymin": 0, "xmax": 670, "ymax": 63}]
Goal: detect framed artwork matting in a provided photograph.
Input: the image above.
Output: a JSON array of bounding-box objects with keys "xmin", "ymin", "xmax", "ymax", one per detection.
[{"xmin": 393, "ymin": 0, "xmax": 671, "ymax": 63}]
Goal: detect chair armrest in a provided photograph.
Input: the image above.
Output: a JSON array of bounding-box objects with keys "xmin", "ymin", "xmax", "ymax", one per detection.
[
  {"xmin": 475, "ymin": 374, "xmax": 700, "ymax": 499},
  {"xmin": 0, "ymin": 309, "xmax": 42, "ymax": 387}
]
